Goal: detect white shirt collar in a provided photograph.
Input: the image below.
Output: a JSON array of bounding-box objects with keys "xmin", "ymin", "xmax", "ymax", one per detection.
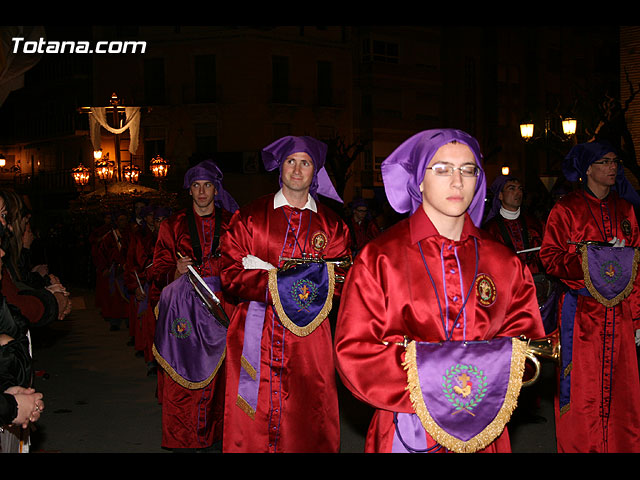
[
  {"xmin": 500, "ymin": 206, "xmax": 521, "ymax": 220},
  {"xmin": 273, "ymin": 189, "xmax": 317, "ymax": 212}
]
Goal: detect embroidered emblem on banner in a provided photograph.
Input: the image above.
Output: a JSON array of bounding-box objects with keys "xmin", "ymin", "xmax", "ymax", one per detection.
[
  {"xmin": 582, "ymin": 244, "xmax": 640, "ymax": 307},
  {"xmin": 269, "ymin": 262, "xmax": 335, "ymax": 336},
  {"xmin": 443, "ymin": 364, "xmax": 488, "ymax": 416},
  {"xmin": 475, "ymin": 273, "xmax": 496, "ymax": 307},
  {"xmin": 402, "ymin": 337, "xmax": 527, "ymax": 453},
  {"xmin": 600, "ymin": 260, "xmax": 622, "ymax": 283},
  {"xmin": 622, "ymin": 219, "xmax": 632, "ymax": 237},
  {"xmin": 291, "ymin": 278, "xmax": 319, "ymax": 312},
  {"xmin": 170, "ymin": 317, "xmax": 193, "ymax": 339},
  {"xmin": 311, "ymin": 231, "xmax": 328, "ymax": 252}
]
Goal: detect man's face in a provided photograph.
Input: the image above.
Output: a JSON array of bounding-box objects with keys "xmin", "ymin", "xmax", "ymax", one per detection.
[
  {"xmin": 586, "ymin": 152, "xmax": 618, "ymax": 190},
  {"xmin": 189, "ymin": 180, "xmax": 217, "ymax": 210},
  {"xmin": 116, "ymin": 214, "xmax": 128, "ymax": 230},
  {"xmin": 154, "ymin": 216, "xmax": 166, "ymax": 230},
  {"xmin": 419, "ymin": 142, "xmax": 478, "ymax": 222},
  {"xmin": 281, "ymin": 152, "xmax": 314, "ymax": 194},
  {"xmin": 499, "ymin": 180, "xmax": 523, "ymax": 211},
  {"xmin": 353, "ymin": 206, "xmax": 368, "ymax": 223}
]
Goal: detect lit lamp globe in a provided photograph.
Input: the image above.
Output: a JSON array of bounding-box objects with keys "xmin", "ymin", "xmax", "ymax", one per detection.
[
  {"xmin": 123, "ymin": 164, "xmax": 141, "ymax": 183},
  {"xmin": 562, "ymin": 117, "xmax": 577, "ymax": 136},
  {"xmin": 95, "ymin": 157, "xmax": 115, "ymax": 181},
  {"xmin": 151, "ymin": 155, "xmax": 169, "ymax": 178},
  {"xmin": 520, "ymin": 122, "xmax": 534, "ymax": 141},
  {"xmin": 72, "ymin": 163, "xmax": 90, "ymax": 186}
]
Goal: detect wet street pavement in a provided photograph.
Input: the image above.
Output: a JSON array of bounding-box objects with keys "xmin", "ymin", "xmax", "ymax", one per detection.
[{"xmin": 25, "ymin": 286, "xmax": 557, "ymax": 454}]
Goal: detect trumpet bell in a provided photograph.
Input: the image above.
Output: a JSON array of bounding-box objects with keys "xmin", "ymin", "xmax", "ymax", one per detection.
[{"xmin": 521, "ymin": 331, "xmax": 561, "ymax": 388}]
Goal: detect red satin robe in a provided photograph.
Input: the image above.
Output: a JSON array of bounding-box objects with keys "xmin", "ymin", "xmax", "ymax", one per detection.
[
  {"xmin": 484, "ymin": 212, "xmax": 545, "ymax": 274},
  {"xmin": 124, "ymin": 223, "xmax": 157, "ymax": 354},
  {"xmin": 540, "ymin": 188, "xmax": 640, "ymax": 452},
  {"xmin": 150, "ymin": 206, "xmax": 234, "ymax": 450},
  {"xmin": 334, "ymin": 208, "xmax": 545, "ymax": 453},
  {"xmin": 220, "ymin": 193, "xmax": 351, "ymax": 453},
  {"xmin": 89, "ymin": 224, "xmax": 113, "ymax": 314},
  {"xmin": 98, "ymin": 227, "xmax": 130, "ymax": 320}
]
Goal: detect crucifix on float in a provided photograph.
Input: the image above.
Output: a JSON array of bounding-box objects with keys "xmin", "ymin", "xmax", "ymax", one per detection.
[{"xmin": 78, "ymin": 92, "xmax": 142, "ymax": 182}]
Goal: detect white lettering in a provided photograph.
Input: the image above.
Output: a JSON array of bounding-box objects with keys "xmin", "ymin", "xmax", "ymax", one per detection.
[{"xmin": 10, "ymin": 37, "xmax": 147, "ymax": 55}]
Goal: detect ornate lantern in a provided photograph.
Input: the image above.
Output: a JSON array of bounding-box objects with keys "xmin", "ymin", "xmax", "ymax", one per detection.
[
  {"xmin": 123, "ymin": 164, "xmax": 141, "ymax": 183},
  {"xmin": 150, "ymin": 155, "xmax": 169, "ymax": 178},
  {"xmin": 72, "ymin": 163, "xmax": 91, "ymax": 186},
  {"xmin": 95, "ymin": 155, "xmax": 115, "ymax": 182}
]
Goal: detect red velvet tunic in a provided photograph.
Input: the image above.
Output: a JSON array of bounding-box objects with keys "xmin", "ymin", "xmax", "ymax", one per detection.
[
  {"xmin": 484, "ymin": 212, "xmax": 545, "ymax": 274},
  {"xmin": 150, "ymin": 206, "xmax": 234, "ymax": 450},
  {"xmin": 220, "ymin": 193, "xmax": 350, "ymax": 453},
  {"xmin": 124, "ymin": 223, "xmax": 157, "ymax": 353},
  {"xmin": 540, "ymin": 189, "xmax": 640, "ymax": 452},
  {"xmin": 334, "ymin": 208, "xmax": 545, "ymax": 453}
]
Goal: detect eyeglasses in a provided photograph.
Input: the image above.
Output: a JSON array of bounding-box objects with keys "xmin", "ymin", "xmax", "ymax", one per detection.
[
  {"xmin": 425, "ymin": 163, "xmax": 480, "ymax": 177},
  {"xmin": 592, "ymin": 158, "xmax": 621, "ymax": 167}
]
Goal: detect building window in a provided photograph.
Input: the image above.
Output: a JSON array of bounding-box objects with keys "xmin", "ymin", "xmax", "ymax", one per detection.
[
  {"xmin": 144, "ymin": 58, "xmax": 165, "ymax": 105},
  {"xmin": 194, "ymin": 54, "xmax": 217, "ymax": 103},
  {"xmin": 362, "ymin": 39, "xmax": 399, "ymax": 64},
  {"xmin": 317, "ymin": 61, "xmax": 333, "ymax": 106},
  {"xmin": 272, "ymin": 55, "xmax": 290, "ymax": 103}
]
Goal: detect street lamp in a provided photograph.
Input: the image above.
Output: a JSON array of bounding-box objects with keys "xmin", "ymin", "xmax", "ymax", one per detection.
[{"xmin": 519, "ymin": 114, "xmax": 577, "ymax": 143}]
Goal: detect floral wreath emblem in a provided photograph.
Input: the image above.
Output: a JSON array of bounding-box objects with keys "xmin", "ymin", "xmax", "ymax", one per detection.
[
  {"xmin": 475, "ymin": 273, "xmax": 496, "ymax": 307},
  {"xmin": 600, "ymin": 260, "xmax": 622, "ymax": 284},
  {"xmin": 442, "ymin": 364, "xmax": 488, "ymax": 415},
  {"xmin": 311, "ymin": 231, "xmax": 328, "ymax": 252},
  {"xmin": 291, "ymin": 278, "xmax": 319, "ymax": 312},
  {"xmin": 170, "ymin": 317, "xmax": 193, "ymax": 339}
]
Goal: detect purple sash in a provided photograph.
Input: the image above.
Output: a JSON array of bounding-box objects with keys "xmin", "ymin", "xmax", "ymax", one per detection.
[
  {"xmin": 235, "ymin": 301, "xmax": 267, "ymax": 419},
  {"xmin": 582, "ymin": 245, "xmax": 640, "ymax": 307},
  {"xmin": 152, "ymin": 274, "xmax": 227, "ymax": 389},
  {"xmin": 399, "ymin": 337, "xmax": 527, "ymax": 453},
  {"xmin": 268, "ymin": 262, "xmax": 335, "ymax": 336}
]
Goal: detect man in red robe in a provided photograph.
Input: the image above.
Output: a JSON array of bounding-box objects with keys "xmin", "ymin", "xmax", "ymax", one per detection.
[
  {"xmin": 220, "ymin": 136, "xmax": 350, "ymax": 453},
  {"xmin": 540, "ymin": 140, "xmax": 640, "ymax": 452},
  {"xmin": 97, "ymin": 210, "xmax": 131, "ymax": 331},
  {"xmin": 150, "ymin": 160, "xmax": 238, "ymax": 452},
  {"xmin": 483, "ymin": 175, "xmax": 545, "ymax": 275},
  {"xmin": 334, "ymin": 129, "xmax": 545, "ymax": 453},
  {"xmin": 124, "ymin": 205, "xmax": 162, "ymax": 360}
]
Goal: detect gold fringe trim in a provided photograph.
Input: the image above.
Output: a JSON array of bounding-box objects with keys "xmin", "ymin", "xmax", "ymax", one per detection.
[
  {"xmin": 559, "ymin": 403, "xmax": 571, "ymax": 416},
  {"xmin": 268, "ymin": 263, "xmax": 335, "ymax": 337},
  {"xmin": 240, "ymin": 355, "xmax": 257, "ymax": 381},
  {"xmin": 236, "ymin": 395, "xmax": 256, "ymax": 420},
  {"xmin": 582, "ymin": 247, "xmax": 640, "ymax": 307},
  {"xmin": 404, "ymin": 338, "xmax": 527, "ymax": 453},
  {"xmin": 152, "ymin": 343, "xmax": 225, "ymax": 390}
]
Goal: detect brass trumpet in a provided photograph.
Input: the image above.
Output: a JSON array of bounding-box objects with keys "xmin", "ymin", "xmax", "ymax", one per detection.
[
  {"xmin": 521, "ymin": 330, "xmax": 561, "ymax": 387},
  {"xmin": 279, "ymin": 255, "xmax": 352, "ymax": 282}
]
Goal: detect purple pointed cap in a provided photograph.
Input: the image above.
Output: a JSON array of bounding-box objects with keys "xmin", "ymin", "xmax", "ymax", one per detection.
[
  {"xmin": 183, "ymin": 159, "xmax": 240, "ymax": 213},
  {"xmin": 380, "ymin": 129, "xmax": 487, "ymax": 227},
  {"xmin": 261, "ymin": 135, "xmax": 342, "ymax": 203},
  {"xmin": 563, "ymin": 140, "xmax": 640, "ymax": 206}
]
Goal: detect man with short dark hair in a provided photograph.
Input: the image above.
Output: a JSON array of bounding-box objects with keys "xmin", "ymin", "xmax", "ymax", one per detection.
[
  {"xmin": 220, "ymin": 136, "xmax": 350, "ymax": 453},
  {"xmin": 151, "ymin": 160, "xmax": 238, "ymax": 452},
  {"xmin": 540, "ymin": 140, "xmax": 640, "ymax": 452}
]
